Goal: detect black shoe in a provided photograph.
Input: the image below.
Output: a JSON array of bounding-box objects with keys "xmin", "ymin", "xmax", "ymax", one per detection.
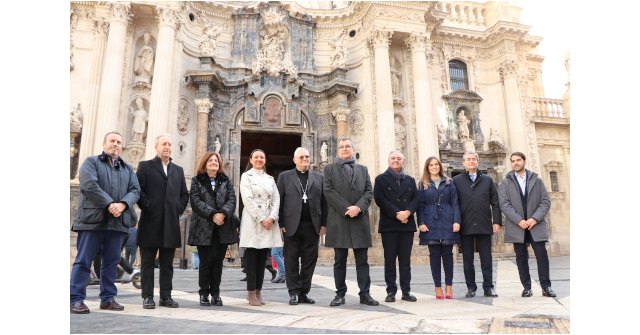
[
  {"xmin": 359, "ymin": 294, "xmax": 379, "ymax": 306},
  {"xmin": 465, "ymin": 289, "xmax": 476, "ymax": 298},
  {"xmin": 200, "ymin": 295, "xmax": 211, "ymax": 306},
  {"xmin": 289, "ymin": 294, "xmax": 299, "ymax": 305},
  {"xmin": 143, "ymin": 297, "xmax": 155, "ymax": 309},
  {"xmin": 521, "ymin": 289, "xmax": 533, "ymax": 297},
  {"xmin": 385, "ymin": 293, "xmax": 395, "ymax": 302},
  {"xmin": 484, "ymin": 289, "xmax": 498, "ymax": 297},
  {"xmin": 329, "ymin": 295, "xmax": 345, "ymax": 306},
  {"xmin": 542, "ymin": 287, "xmax": 557, "ymax": 297},
  {"xmin": 211, "ymin": 295, "xmax": 223, "ymax": 306},
  {"xmin": 299, "ymin": 294, "xmax": 315, "ymax": 304},
  {"xmin": 159, "ymin": 296, "xmax": 179, "ymax": 308},
  {"xmin": 401, "ymin": 292, "xmax": 417, "ymax": 302}
]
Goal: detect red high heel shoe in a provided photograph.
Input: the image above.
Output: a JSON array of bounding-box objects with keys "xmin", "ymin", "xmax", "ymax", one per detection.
[
  {"xmin": 445, "ymin": 285, "xmax": 453, "ymax": 299},
  {"xmin": 435, "ymin": 287, "xmax": 444, "ymax": 300}
]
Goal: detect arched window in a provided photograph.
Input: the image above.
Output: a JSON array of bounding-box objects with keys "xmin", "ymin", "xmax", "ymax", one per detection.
[
  {"xmin": 549, "ymin": 171, "xmax": 559, "ymax": 192},
  {"xmin": 449, "ymin": 60, "xmax": 469, "ymax": 90}
]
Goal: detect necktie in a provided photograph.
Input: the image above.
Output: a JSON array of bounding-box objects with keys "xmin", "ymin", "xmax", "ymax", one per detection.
[{"xmin": 470, "ymin": 174, "xmax": 476, "ymax": 182}]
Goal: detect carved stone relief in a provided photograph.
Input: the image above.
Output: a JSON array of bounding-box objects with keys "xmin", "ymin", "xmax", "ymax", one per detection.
[
  {"xmin": 330, "ymin": 28, "xmax": 348, "ymax": 70},
  {"xmin": 199, "ymin": 22, "xmax": 225, "ymax": 57},
  {"xmin": 262, "ymin": 95, "xmax": 283, "ymax": 127},
  {"xmin": 348, "ymin": 109, "xmax": 364, "ymax": 142},
  {"xmin": 394, "ymin": 115, "xmax": 407, "ymax": 151},
  {"xmin": 177, "ymin": 98, "xmax": 191, "ymax": 135}
]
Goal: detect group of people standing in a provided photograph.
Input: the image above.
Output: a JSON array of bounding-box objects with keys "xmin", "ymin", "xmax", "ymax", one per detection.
[{"xmin": 70, "ymin": 133, "xmax": 556, "ymax": 315}]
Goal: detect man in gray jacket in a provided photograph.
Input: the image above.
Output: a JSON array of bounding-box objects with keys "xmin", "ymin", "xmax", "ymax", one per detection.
[
  {"xmin": 498, "ymin": 152, "xmax": 556, "ymax": 298},
  {"xmin": 70, "ymin": 131, "xmax": 141, "ymax": 314},
  {"xmin": 323, "ymin": 139, "xmax": 378, "ymax": 306}
]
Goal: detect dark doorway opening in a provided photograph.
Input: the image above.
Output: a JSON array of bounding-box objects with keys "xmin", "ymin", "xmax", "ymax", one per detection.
[{"xmin": 240, "ymin": 132, "xmax": 300, "ymax": 181}]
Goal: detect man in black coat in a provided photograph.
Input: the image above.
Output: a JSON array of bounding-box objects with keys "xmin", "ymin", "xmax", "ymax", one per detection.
[
  {"xmin": 277, "ymin": 147, "xmax": 327, "ymax": 305},
  {"xmin": 136, "ymin": 134, "xmax": 189, "ymax": 309},
  {"xmin": 452, "ymin": 151, "xmax": 502, "ymax": 298},
  {"xmin": 373, "ymin": 150, "xmax": 419, "ymax": 303}
]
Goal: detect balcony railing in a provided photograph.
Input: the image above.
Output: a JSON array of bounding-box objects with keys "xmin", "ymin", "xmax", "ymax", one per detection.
[{"xmin": 531, "ymin": 97, "xmax": 566, "ymax": 118}]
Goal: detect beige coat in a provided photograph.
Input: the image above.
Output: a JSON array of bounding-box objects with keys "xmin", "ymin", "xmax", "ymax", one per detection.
[{"xmin": 238, "ymin": 169, "xmax": 283, "ymax": 249}]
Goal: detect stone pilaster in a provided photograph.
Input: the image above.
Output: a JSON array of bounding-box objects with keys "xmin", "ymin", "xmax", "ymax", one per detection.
[
  {"xmin": 332, "ymin": 107, "xmax": 351, "ymax": 139},
  {"xmin": 499, "ymin": 59, "xmax": 527, "ymax": 155},
  {"xmin": 93, "ymin": 2, "xmax": 130, "ymax": 154},
  {"xmin": 368, "ymin": 29, "xmax": 395, "ymax": 173},
  {"xmin": 405, "ymin": 32, "xmax": 438, "ymax": 164},
  {"xmin": 76, "ymin": 18, "xmax": 109, "ymax": 177},
  {"xmin": 146, "ymin": 6, "xmax": 180, "ymax": 159},
  {"xmin": 195, "ymin": 98, "xmax": 213, "ymax": 166}
]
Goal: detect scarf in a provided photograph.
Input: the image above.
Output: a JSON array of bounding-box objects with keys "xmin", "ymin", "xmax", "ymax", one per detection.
[
  {"xmin": 336, "ymin": 157, "xmax": 355, "ymax": 180},
  {"xmin": 387, "ymin": 167, "xmax": 405, "ymax": 186}
]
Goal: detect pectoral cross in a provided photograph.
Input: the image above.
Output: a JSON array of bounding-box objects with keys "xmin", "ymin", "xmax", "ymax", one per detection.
[{"xmin": 302, "ymin": 193, "xmax": 308, "ymax": 203}]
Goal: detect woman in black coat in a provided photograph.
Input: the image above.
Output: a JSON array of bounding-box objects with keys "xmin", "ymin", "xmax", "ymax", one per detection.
[
  {"xmin": 188, "ymin": 152, "xmax": 238, "ymax": 306},
  {"xmin": 417, "ymin": 157, "xmax": 461, "ymax": 300}
]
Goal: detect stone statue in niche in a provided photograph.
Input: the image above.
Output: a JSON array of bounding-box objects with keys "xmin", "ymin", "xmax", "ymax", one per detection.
[
  {"xmin": 134, "ymin": 32, "xmax": 154, "ymax": 84},
  {"xmin": 457, "ymin": 110, "xmax": 470, "ymax": 140},
  {"xmin": 488, "ymin": 128, "xmax": 507, "ymax": 152},
  {"xmin": 70, "ymin": 103, "xmax": 83, "ymax": 133},
  {"xmin": 321, "ymin": 141, "xmax": 328, "ymax": 163},
  {"xmin": 177, "ymin": 100, "xmax": 189, "ymax": 135},
  {"xmin": 394, "ymin": 116, "xmax": 406, "ymax": 150},
  {"xmin": 199, "ymin": 23, "xmax": 223, "ymax": 56},
  {"xmin": 263, "ymin": 96, "xmax": 282, "ymax": 126},
  {"xmin": 130, "ymin": 97, "xmax": 148, "ymax": 143},
  {"xmin": 390, "ymin": 56, "xmax": 402, "ymax": 103},
  {"xmin": 329, "ymin": 28, "xmax": 348, "ymax": 69},
  {"xmin": 214, "ymin": 136, "xmax": 221, "ymax": 154}
]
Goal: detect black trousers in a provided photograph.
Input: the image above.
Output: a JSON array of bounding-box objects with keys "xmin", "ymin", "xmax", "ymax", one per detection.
[
  {"xmin": 197, "ymin": 243, "xmax": 228, "ymax": 296},
  {"xmin": 333, "ymin": 247, "xmax": 370, "ymax": 297},
  {"xmin": 514, "ymin": 230, "xmax": 551, "ymax": 290},
  {"xmin": 244, "ymin": 248, "xmax": 269, "ymax": 291},
  {"xmin": 460, "ymin": 234, "xmax": 493, "ymax": 291},
  {"xmin": 428, "ymin": 244, "xmax": 454, "ymax": 287},
  {"xmin": 381, "ymin": 231, "xmax": 414, "ymax": 294},
  {"xmin": 284, "ymin": 220, "xmax": 319, "ymax": 295},
  {"xmin": 140, "ymin": 247, "xmax": 175, "ymax": 299}
]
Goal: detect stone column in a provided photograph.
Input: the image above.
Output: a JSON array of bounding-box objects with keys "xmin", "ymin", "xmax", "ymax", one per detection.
[
  {"xmin": 368, "ymin": 29, "xmax": 395, "ymax": 173},
  {"xmin": 405, "ymin": 33, "xmax": 438, "ymax": 164},
  {"xmin": 76, "ymin": 19, "xmax": 109, "ymax": 177},
  {"xmin": 194, "ymin": 98, "xmax": 213, "ymax": 165},
  {"xmin": 499, "ymin": 59, "xmax": 527, "ymax": 154},
  {"xmin": 93, "ymin": 3, "xmax": 130, "ymax": 154},
  {"xmin": 332, "ymin": 107, "xmax": 351, "ymax": 139},
  {"xmin": 145, "ymin": 6, "xmax": 179, "ymax": 159}
]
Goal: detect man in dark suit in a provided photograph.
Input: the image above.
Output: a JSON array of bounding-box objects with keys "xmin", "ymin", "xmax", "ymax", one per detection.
[
  {"xmin": 452, "ymin": 151, "xmax": 502, "ymax": 298},
  {"xmin": 136, "ymin": 134, "xmax": 189, "ymax": 309},
  {"xmin": 373, "ymin": 150, "xmax": 419, "ymax": 303},
  {"xmin": 324, "ymin": 138, "xmax": 378, "ymax": 306},
  {"xmin": 277, "ymin": 147, "xmax": 327, "ymax": 305}
]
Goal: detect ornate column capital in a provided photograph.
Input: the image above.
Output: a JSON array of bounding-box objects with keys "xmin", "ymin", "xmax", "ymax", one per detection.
[
  {"xmin": 367, "ymin": 29, "xmax": 393, "ymax": 49},
  {"xmin": 108, "ymin": 2, "xmax": 131, "ymax": 23},
  {"xmin": 195, "ymin": 98, "xmax": 213, "ymax": 114},
  {"xmin": 498, "ymin": 59, "xmax": 519, "ymax": 80},
  {"xmin": 332, "ymin": 107, "xmax": 351, "ymax": 122},
  {"xmin": 156, "ymin": 6, "xmax": 180, "ymax": 29},
  {"xmin": 404, "ymin": 32, "xmax": 429, "ymax": 52},
  {"xmin": 93, "ymin": 19, "xmax": 109, "ymax": 37}
]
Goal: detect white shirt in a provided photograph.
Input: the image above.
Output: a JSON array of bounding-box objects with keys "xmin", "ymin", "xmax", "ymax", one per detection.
[
  {"xmin": 516, "ymin": 172, "xmax": 527, "ymax": 195},
  {"xmin": 162, "ymin": 161, "xmax": 169, "ymax": 175}
]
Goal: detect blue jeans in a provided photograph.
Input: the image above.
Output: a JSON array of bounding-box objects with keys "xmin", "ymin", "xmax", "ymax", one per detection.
[
  {"xmin": 192, "ymin": 252, "xmax": 200, "ymax": 269},
  {"xmin": 70, "ymin": 230, "xmax": 126, "ymax": 304},
  {"xmin": 271, "ymin": 247, "xmax": 285, "ymax": 277}
]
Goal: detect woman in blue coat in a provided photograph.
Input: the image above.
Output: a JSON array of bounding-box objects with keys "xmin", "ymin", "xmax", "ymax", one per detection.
[{"xmin": 417, "ymin": 157, "xmax": 461, "ymax": 299}]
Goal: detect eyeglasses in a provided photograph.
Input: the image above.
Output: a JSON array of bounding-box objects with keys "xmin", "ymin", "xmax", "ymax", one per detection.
[{"xmin": 338, "ymin": 145, "xmax": 352, "ymax": 149}]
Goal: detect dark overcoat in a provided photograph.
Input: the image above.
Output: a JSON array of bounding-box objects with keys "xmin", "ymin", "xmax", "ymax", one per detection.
[
  {"xmin": 136, "ymin": 156, "xmax": 189, "ymax": 248},
  {"xmin": 188, "ymin": 173, "xmax": 238, "ymax": 246},
  {"xmin": 373, "ymin": 169, "xmax": 419, "ymax": 233},
  {"xmin": 452, "ymin": 170, "xmax": 502, "ymax": 235},
  {"xmin": 323, "ymin": 162, "xmax": 373, "ymax": 248},
  {"xmin": 277, "ymin": 168, "xmax": 327, "ymax": 236}
]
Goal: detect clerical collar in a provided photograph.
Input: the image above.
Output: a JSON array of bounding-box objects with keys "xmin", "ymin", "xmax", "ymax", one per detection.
[{"xmin": 296, "ymin": 168, "xmax": 308, "ymax": 174}]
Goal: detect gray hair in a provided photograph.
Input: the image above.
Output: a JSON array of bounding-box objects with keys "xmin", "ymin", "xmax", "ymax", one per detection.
[
  {"xmin": 293, "ymin": 147, "xmax": 309, "ymax": 158},
  {"xmin": 462, "ymin": 151, "xmax": 479, "ymax": 161},
  {"xmin": 102, "ymin": 131, "xmax": 122, "ymax": 144},
  {"xmin": 388, "ymin": 149, "xmax": 404, "ymax": 160},
  {"xmin": 337, "ymin": 138, "xmax": 354, "ymax": 150},
  {"xmin": 154, "ymin": 134, "xmax": 172, "ymax": 147}
]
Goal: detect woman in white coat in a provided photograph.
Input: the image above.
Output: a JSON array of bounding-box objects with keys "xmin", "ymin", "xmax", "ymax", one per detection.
[{"xmin": 239, "ymin": 149, "xmax": 281, "ymax": 306}]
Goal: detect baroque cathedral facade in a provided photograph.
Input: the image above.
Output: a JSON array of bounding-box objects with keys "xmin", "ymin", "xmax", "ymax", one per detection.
[{"xmin": 70, "ymin": 1, "xmax": 570, "ymax": 265}]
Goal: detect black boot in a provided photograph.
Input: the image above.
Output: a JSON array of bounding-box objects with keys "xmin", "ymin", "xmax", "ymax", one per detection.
[{"xmin": 265, "ymin": 264, "xmax": 277, "ymax": 281}]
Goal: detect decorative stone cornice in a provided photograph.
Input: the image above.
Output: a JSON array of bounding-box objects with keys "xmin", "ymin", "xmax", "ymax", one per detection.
[
  {"xmin": 195, "ymin": 98, "xmax": 213, "ymax": 114},
  {"xmin": 108, "ymin": 2, "xmax": 130, "ymax": 23},
  {"xmin": 498, "ymin": 59, "xmax": 519, "ymax": 79},
  {"xmin": 156, "ymin": 7, "xmax": 179, "ymax": 29},
  {"xmin": 367, "ymin": 29, "xmax": 393, "ymax": 49},
  {"xmin": 332, "ymin": 107, "xmax": 351, "ymax": 122}
]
